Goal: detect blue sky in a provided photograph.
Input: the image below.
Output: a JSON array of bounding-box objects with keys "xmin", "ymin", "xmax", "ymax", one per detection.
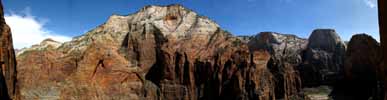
[{"xmin": 2, "ymin": 0, "xmax": 379, "ymax": 48}]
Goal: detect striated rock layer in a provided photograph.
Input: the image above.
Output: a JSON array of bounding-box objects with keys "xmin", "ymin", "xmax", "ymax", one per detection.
[
  {"xmin": 16, "ymin": 4, "xmax": 278, "ymax": 100},
  {"xmin": 248, "ymin": 32, "xmax": 307, "ymax": 99},
  {"xmin": 0, "ymin": 0, "xmax": 17, "ymax": 99},
  {"xmin": 13, "ymin": 3, "xmax": 385, "ymax": 100}
]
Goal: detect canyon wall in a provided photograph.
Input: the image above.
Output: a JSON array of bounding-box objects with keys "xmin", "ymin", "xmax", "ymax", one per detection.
[
  {"xmin": 0, "ymin": 0, "xmax": 17, "ymax": 99},
  {"xmin": 15, "ymin": 5, "xmax": 279, "ymax": 100},
  {"xmin": 248, "ymin": 32, "xmax": 306, "ymax": 99},
  {"xmin": 9, "ymin": 3, "xmax": 386, "ymax": 100}
]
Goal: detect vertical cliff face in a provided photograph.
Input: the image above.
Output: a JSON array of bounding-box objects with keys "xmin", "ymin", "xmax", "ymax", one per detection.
[
  {"xmin": 15, "ymin": 4, "xmax": 279, "ymax": 99},
  {"xmin": 248, "ymin": 32, "xmax": 307, "ymax": 99},
  {"xmin": 329, "ymin": 34, "xmax": 383, "ymax": 100},
  {"xmin": 299, "ymin": 29, "xmax": 346, "ymax": 86},
  {"xmin": 344, "ymin": 34, "xmax": 381, "ymax": 82},
  {"xmin": 116, "ymin": 5, "xmax": 277, "ymax": 99},
  {"xmin": 12, "ymin": 3, "xmax": 384, "ymax": 100},
  {"xmin": 0, "ymin": 0, "xmax": 17, "ymax": 99},
  {"xmin": 145, "ymin": 44, "xmax": 276, "ymax": 100}
]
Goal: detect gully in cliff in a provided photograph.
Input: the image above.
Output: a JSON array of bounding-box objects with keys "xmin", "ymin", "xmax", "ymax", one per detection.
[{"xmin": 2, "ymin": 0, "xmax": 383, "ymax": 100}]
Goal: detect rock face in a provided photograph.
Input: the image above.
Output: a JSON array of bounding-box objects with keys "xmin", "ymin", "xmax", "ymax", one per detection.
[
  {"xmin": 377, "ymin": 0, "xmax": 387, "ymax": 99},
  {"xmin": 16, "ymin": 4, "xmax": 278, "ymax": 100},
  {"xmin": 330, "ymin": 34, "xmax": 383, "ymax": 100},
  {"xmin": 13, "ymin": 3, "xmax": 384, "ymax": 100},
  {"xmin": 344, "ymin": 34, "xmax": 381, "ymax": 83},
  {"xmin": 248, "ymin": 32, "xmax": 307, "ymax": 99},
  {"xmin": 299, "ymin": 29, "xmax": 346, "ymax": 86},
  {"xmin": 0, "ymin": 0, "xmax": 17, "ymax": 99}
]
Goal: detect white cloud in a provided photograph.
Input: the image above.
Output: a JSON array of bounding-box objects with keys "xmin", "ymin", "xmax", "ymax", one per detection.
[
  {"xmin": 364, "ymin": 0, "xmax": 376, "ymax": 8},
  {"xmin": 4, "ymin": 8, "xmax": 71, "ymax": 49}
]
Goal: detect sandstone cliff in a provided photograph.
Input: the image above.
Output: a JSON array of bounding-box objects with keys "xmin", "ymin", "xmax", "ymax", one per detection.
[
  {"xmin": 248, "ymin": 32, "xmax": 307, "ymax": 99},
  {"xmin": 0, "ymin": 0, "xmax": 17, "ymax": 99},
  {"xmin": 299, "ymin": 29, "xmax": 346, "ymax": 86},
  {"xmin": 11, "ymin": 3, "xmax": 385, "ymax": 100},
  {"xmin": 16, "ymin": 4, "xmax": 277, "ymax": 100},
  {"xmin": 0, "ymin": 1, "xmax": 17, "ymax": 100}
]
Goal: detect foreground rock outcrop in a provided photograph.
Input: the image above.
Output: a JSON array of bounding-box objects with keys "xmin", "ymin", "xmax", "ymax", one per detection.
[
  {"xmin": 0, "ymin": 0, "xmax": 17, "ymax": 99},
  {"xmin": 299, "ymin": 29, "xmax": 346, "ymax": 86},
  {"xmin": 330, "ymin": 34, "xmax": 383, "ymax": 100},
  {"xmin": 377, "ymin": 0, "xmax": 387, "ymax": 99}
]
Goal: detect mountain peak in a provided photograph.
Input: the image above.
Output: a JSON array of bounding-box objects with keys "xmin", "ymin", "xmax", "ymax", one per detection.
[
  {"xmin": 91, "ymin": 4, "xmax": 219, "ymax": 39},
  {"xmin": 141, "ymin": 4, "xmax": 186, "ymax": 12},
  {"xmin": 40, "ymin": 38, "xmax": 61, "ymax": 47},
  {"xmin": 58, "ymin": 4, "xmax": 221, "ymax": 54},
  {"xmin": 41, "ymin": 38, "xmax": 59, "ymax": 44},
  {"xmin": 308, "ymin": 29, "xmax": 344, "ymax": 52},
  {"xmin": 16, "ymin": 38, "xmax": 62, "ymax": 56}
]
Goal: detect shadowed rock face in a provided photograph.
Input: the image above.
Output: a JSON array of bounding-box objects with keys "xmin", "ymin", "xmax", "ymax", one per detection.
[
  {"xmin": 344, "ymin": 34, "xmax": 381, "ymax": 82},
  {"xmin": 15, "ymin": 4, "xmax": 278, "ymax": 100},
  {"xmin": 299, "ymin": 29, "xmax": 346, "ymax": 86},
  {"xmin": 330, "ymin": 34, "xmax": 383, "ymax": 100},
  {"xmin": 248, "ymin": 32, "xmax": 307, "ymax": 99},
  {"xmin": 307, "ymin": 29, "xmax": 343, "ymax": 52},
  {"xmin": 0, "ymin": 0, "xmax": 17, "ymax": 99},
  {"xmin": 377, "ymin": 0, "xmax": 387, "ymax": 99}
]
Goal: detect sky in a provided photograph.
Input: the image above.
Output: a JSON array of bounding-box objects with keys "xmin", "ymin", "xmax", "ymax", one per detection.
[{"xmin": 2, "ymin": 0, "xmax": 380, "ymax": 49}]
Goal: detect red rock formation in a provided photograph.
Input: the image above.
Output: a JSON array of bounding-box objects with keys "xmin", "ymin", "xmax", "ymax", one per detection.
[
  {"xmin": 0, "ymin": 0, "xmax": 17, "ymax": 99},
  {"xmin": 15, "ymin": 4, "xmax": 278, "ymax": 99},
  {"xmin": 248, "ymin": 32, "xmax": 306, "ymax": 100}
]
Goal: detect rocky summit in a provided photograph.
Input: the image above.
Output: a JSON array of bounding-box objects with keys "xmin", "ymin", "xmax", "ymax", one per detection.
[
  {"xmin": 0, "ymin": 2, "xmax": 385, "ymax": 100},
  {"xmin": 299, "ymin": 29, "xmax": 346, "ymax": 86}
]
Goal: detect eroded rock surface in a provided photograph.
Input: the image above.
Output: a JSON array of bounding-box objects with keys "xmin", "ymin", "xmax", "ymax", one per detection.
[
  {"xmin": 248, "ymin": 32, "xmax": 307, "ymax": 99},
  {"xmin": 16, "ymin": 4, "xmax": 278, "ymax": 100},
  {"xmin": 13, "ymin": 3, "xmax": 384, "ymax": 100},
  {"xmin": 299, "ymin": 29, "xmax": 346, "ymax": 86},
  {"xmin": 0, "ymin": 0, "xmax": 17, "ymax": 99}
]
